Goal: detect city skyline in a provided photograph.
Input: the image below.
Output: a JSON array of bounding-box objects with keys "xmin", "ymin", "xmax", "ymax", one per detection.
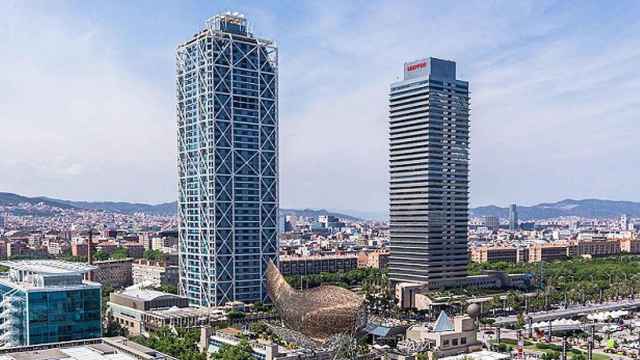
[{"xmin": 2, "ymin": 1, "xmax": 640, "ymax": 213}]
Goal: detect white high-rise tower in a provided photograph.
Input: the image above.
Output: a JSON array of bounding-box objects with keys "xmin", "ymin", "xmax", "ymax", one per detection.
[{"xmin": 176, "ymin": 13, "xmax": 278, "ymax": 306}]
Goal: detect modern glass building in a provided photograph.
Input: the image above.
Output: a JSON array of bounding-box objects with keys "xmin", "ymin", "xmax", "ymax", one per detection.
[
  {"xmin": 0, "ymin": 260, "xmax": 101, "ymax": 347},
  {"xmin": 176, "ymin": 13, "xmax": 278, "ymax": 306},
  {"xmin": 509, "ymin": 204, "xmax": 518, "ymax": 231},
  {"xmin": 388, "ymin": 58, "xmax": 470, "ymax": 289}
]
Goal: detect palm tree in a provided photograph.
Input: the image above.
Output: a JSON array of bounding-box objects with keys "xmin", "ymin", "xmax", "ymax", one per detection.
[
  {"xmin": 489, "ymin": 295, "xmax": 501, "ymax": 315},
  {"xmin": 507, "ymin": 291, "xmax": 522, "ymax": 313}
]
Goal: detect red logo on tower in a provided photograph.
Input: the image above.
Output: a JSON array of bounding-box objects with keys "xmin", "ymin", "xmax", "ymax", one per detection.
[{"xmin": 406, "ymin": 61, "xmax": 427, "ymax": 72}]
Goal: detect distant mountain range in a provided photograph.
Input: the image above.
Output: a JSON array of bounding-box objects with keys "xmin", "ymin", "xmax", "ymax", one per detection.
[
  {"xmin": 471, "ymin": 199, "xmax": 640, "ymax": 220},
  {"xmin": 0, "ymin": 192, "xmax": 75, "ymax": 209},
  {"xmin": 2, "ymin": 192, "xmax": 638, "ymax": 221},
  {"xmin": 0, "ymin": 192, "xmax": 362, "ymax": 220},
  {"xmin": 49, "ymin": 198, "xmax": 177, "ymax": 216}
]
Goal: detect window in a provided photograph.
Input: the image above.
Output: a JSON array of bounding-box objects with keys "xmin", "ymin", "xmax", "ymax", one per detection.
[
  {"xmin": 443, "ymin": 340, "xmax": 449, "ymax": 347},
  {"xmin": 461, "ymin": 338, "xmax": 467, "ymax": 345},
  {"xmin": 452, "ymin": 339, "xmax": 458, "ymax": 346}
]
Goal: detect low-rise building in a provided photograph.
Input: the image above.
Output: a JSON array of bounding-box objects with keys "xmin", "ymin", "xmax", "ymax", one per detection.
[
  {"xmin": 143, "ymin": 306, "xmax": 227, "ymax": 333},
  {"xmin": 620, "ymin": 239, "xmax": 640, "ymax": 254},
  {"xmin": 94, "ymin": 241, "xmax": 119, "ymax": 257},
  {"xmin": 517, "ymin": 247, "xmax": 529, "ymax": 263},
  {"xmin": 92, "ymin": 258, "xmax": 133, "ymax": 289},
  {"xmin": 471, "ymin": 246, "xmax": 530, "ymax": 264},
  {"xmin": 396, "ymin": 272, "xmax": 531, "ymax": 310},
  {"xmin": 132, "ymin": 260, "xmax": 178, "ymax": 288},
  {"xmin": 123, "ymin": 242, "xmax": 145, "ymax": 259},
  {"xmin": 108, "ymin": 288, "xmax": 225, "ymax": 336},
  {"xmin": 201, "ymin": 327, "xmax": 332, "ymax": 360},
  {"xmin": 0, "ymin": 240, "xmax": 7, "ymax": 259},
  {"xmin": 6, "ymin": 240, "xmax": 27, "ymax": 258},
  {"xmin": 528, "ymin": 243, "xmax": 570, "ymax": 262},
  {"xmin": 406, "ymin": 311, "xmax": 482, "ymax": 358},
  {"xmin": 277, "ymin": 254, "xmax": 358, "ymax": 275},
  {"xmin": 151, "ymin": 236, "xmax": 178, "ymax": 251},
  {"xmin": 366, "ymin": 250, "xmax": 390, "ymax": 269},
  {"xmin": 471, "ymin": 247, "xmax": 518, "ymax": 263},
  {"xmin": 357, "ymin": 250, "xmax": 390, "ymax": 270},
  {"xmin": 0, "ymin": 260, "xmax": 102, "ymax": 347},
  {"xmin": 71, "ymin": 241, "xmax": 88, "ymax": 257},
  {"xmin": 572, "ymin": 239, "xmax": 620, "ymax": 258},
  {"xmin": 109, "ymin": 288, "xmax": 188, "ymax": 336},
  {"xmin": 0, "ymin": 337, "xmax": 176, "ymax": 360},
  {"xmin": 45, "ymin": 241, "xmax": 65, "ymax": 256}
]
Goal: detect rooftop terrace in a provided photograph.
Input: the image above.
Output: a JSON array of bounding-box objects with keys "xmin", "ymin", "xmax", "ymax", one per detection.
[
  {"xmin": 0, "ymin": 337, "xmax": 176, "ymax": 360},
  {"xmin": 0, "ymin": 260, "xmax": 95, "ymax": 274},
  {"xmin": 0, "ymin": 260, "xmax": 99, "ymax": 291}
]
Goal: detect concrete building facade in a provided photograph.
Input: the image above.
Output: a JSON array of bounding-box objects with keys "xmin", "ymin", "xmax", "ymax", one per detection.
[
  {"xmin": 277, "ymin": 254, "xmax": 358, "ymax": 276},
  {"xmin": 528, "ymin": 243, "xmax": 569, "ymax": 262},
  {"xmin": 388, "ymin": 57, "xmax": 470, "ymax": 288},
  {"xmin": 132, "ymin": 260, "xmax": 179, "ymax": 288},
  {"xmin": 92, "ymin": 259, "xmax": 133, "ymax": 289}
]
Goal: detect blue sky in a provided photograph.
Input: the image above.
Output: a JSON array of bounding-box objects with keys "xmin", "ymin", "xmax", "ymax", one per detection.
[{"xmin": 1, "ymin": 0, "xmax": 640, "ymax": 215}]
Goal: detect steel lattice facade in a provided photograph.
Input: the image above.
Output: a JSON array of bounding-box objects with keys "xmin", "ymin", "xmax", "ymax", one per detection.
[{"xmin": 177, "ymin": 13, "xmax": 278, "ymax": 306}]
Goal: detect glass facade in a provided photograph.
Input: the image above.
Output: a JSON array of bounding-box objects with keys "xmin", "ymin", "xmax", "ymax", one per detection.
[
  {"xmin": 27, "ymin": 288, "xmax": 101, "ymax": 345},
  {"xmin": 388, "ymin": 58, "xmax": 471, "ymax": 288},
  {"xmin": 0, "ymin": 283, "xmax": 101, "ymax": 346},
  {"xmin": 177, "ymin": 14, "xmax": 278, "ymax": 306}
]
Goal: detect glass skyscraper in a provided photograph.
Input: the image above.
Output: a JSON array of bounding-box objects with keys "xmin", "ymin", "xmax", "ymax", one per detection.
[
  {"xmin": 509, "ymin": 204, "xmax": 518, "ymax": 231},
  {"xmin": 177, "ymin": 13, "xmax": 278, "ymax": 306},
  {"xmin": 388, "ymin": 58, "xmax": 470, "ymax": 289}
]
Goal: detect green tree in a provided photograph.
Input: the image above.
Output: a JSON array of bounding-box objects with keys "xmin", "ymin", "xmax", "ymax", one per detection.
[
  {"xmin": 489, "ymin": 295, "xmax": 502, "ymax": 314},
  {"xmin": 132, "ymin": 327, "xmax": 205, "ymax": 360},
  {"xmin": 94, "ymin": 250, "xmax": 109, "ymax": 261},
  {"xmin": 104, "ymin": 317, "xmax": 127, "ymax": 337},
  {"xmin": 156, "ymin": 284, "xmax": 177, "ymax": 294},
  {"xmin": 144, "ymin": 249, "xmax": 165, "ymax": 262},
  {"xmin": 252, "ymin": 302, "xmax": 271, "ymax": 313},
  {"xmin": 227, "ymin": 310, "xmax": 245, "ymax": 321},
  {"xmin": 102, "ymin": 284, "xmax": 114, "ymax": 315},
  {"xmin": 249, "ymin": 321, "xmax": 269, "ymax": 335},
  {"xmin": 112, "ymin": 247, "xmax": 129, "ymax": 259},
  {"xmin": 212, "ymin": 339, "xmax": 253, "ymax": 360},
  {"xmin": 516, "ymin": 312, "xmax": 526, "ymax": 329},
  {"xmin": 541, "ymin": 351, "xmax": 560, "ymax": 360}
]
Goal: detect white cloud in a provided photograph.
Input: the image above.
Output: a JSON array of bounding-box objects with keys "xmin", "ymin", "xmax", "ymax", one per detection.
[
  {"xmin": 279, "ymin": 0, "xmax": 640, "ymax": 210},
  {"xmin": 0, "ymin": 1, "xmax": 175, "ymax": 203},
  {"xmin": 1, "ymin": 0, "xmax": 639, "ymax": 213}
]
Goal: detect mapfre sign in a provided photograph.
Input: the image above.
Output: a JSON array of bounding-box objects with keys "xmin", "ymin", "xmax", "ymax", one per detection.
[
  {"xmin": 406, "ymin": 61, "xmax": 427, "ymax": 72},
  {"xmin": 404, "ymin": 58, "xmax": 429, "ymax": 80}
]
